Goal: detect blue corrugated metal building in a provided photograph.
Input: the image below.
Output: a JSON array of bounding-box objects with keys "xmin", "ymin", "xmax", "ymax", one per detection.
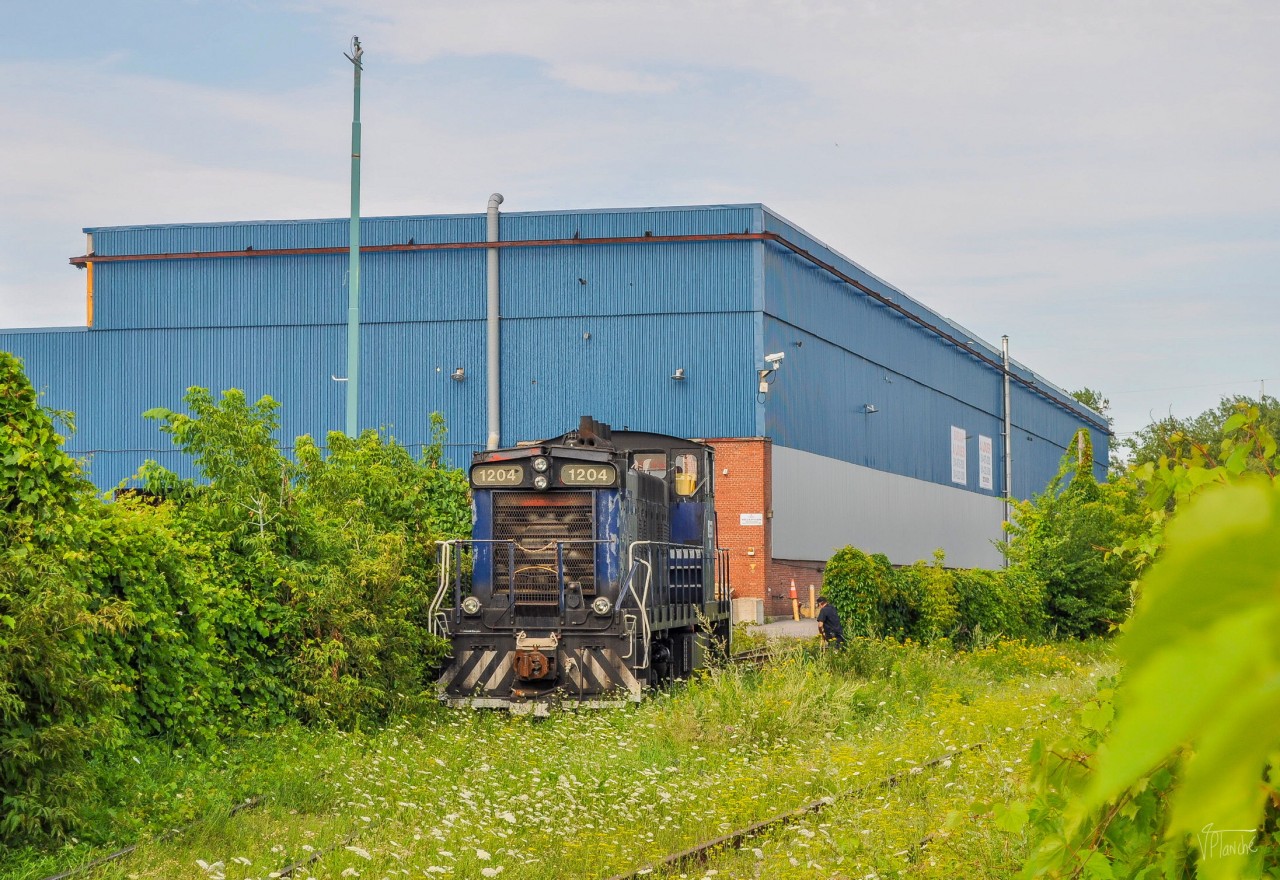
[{"xmin": 1, "ymin": 202, "xmax": 1107, "ymax": 608}]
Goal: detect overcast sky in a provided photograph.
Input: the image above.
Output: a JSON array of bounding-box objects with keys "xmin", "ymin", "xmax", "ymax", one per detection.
[{"xmin": 2, "ymin": 0, "xmax": 1276, "ymax": 441}]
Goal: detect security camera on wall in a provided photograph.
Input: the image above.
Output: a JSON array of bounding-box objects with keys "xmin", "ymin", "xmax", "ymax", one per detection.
[{"xmin": 764, "ymin": 352, "xmax": 785, "ymax": 365}]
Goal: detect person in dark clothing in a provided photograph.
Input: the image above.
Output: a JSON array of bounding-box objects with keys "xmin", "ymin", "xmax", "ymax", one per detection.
[{"xmin": 815, "ymin": 595, "xmax": 845, "ymax": 647}]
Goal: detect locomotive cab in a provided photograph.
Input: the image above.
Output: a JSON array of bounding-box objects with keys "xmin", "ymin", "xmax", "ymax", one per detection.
[{"xmin": 434, "ymin": 417, "xmax": 731, "ymax": 711}]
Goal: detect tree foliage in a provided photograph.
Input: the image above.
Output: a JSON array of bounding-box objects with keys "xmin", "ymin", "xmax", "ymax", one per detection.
[
  {"xmin": 0, "ymin": 361, "xmax": 471, "ymax": 843},
  {"xmin": 821, "ymin": 548, "xmax": 1045, "ymax": 645},
  {"xmin": 140, "ymin": 389, "xmax": 470, "ymax": 727},
  {"xmin": 0, "ymin": 352, "xmax": 131, "ymax": 841},
  {"xmin": 1071, "ymin": 387, "xmax": 1114, "ymax": 426},
  {"xmin": 1124, "ymin": 394, "xmax": 1279, "ymax": 470},
  {"xmin": 1003, "ymin": 430, "xmax": 1144, "ymax": 637},
  {"xmin": 1018, "ymin": 404, "xmax": 1280, "ymax": 879}
]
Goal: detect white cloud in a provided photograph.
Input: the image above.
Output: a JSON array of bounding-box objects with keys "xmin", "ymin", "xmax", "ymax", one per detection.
[{"xmin": 2, "ymin": 0, "xmax": 1277, "ymax": 438}]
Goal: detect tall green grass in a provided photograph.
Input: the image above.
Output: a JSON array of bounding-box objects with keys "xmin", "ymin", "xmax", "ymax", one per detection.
[{"xmin": 2, "ymin": 639, "xmax": 1110, "ymax": 880}]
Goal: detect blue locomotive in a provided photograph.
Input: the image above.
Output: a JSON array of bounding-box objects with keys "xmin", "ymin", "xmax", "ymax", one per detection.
[{"xmin": 433, "ymin": 417, "xmax": 731, "ymax": 711}]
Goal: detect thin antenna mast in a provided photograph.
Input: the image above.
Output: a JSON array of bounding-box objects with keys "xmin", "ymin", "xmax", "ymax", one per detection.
[{"xmin": 344, "ymin": 37, "xmax": 364, "ymax": 437}]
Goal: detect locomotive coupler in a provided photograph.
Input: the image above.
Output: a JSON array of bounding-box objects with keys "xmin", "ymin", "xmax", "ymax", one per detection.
[{"xmin": 513, "ymin": 631, "xmax": 560, "ymax": 682}]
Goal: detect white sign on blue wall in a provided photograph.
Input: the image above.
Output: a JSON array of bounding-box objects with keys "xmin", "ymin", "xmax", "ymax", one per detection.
[{"xmin": 951, "ymin": 426, "xmax": 967, "ymax": 485}]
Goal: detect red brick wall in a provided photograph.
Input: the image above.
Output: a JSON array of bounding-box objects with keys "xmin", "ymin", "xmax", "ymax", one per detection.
[
  {"xmin": 704, "ymin": 437, "xmax": 775, "ymax": 614},
  {"xmin": 770, "ymin": 558, "xmax": 826, "ymax": 619},
  {"xmin": 703, "ymin": 438, "xmax": 836, "ymax": 619}
]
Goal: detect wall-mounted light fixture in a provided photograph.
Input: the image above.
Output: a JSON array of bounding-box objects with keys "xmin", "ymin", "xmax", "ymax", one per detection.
[
  {"xmin": 450, "ymin": 368, "xmax": 466, "ymax": 382},
  {"xmin": 671, "ymin": 367, "xmax": 686, "ymax": 381}
]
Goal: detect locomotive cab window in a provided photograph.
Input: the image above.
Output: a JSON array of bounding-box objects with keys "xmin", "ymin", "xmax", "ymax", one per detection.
[
  {"xmin": 631, "ymin": 452, "xmax": 667, "ymax": 478},
  {"xmin": 673, "ymin": 452, "xmax": 699, "ymax": 497}
]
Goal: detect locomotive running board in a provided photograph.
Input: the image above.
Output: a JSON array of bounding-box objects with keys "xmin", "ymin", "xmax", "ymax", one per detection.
[{"xmin": 442, "ymin": 696, "xmax": 638, "ymax": 716}]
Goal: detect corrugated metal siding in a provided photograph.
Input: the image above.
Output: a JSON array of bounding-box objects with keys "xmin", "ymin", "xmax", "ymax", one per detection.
[
  {"xmin": 762, "ymin": 314, "xmax": 1006, "ymax": 492},
  {"xmin": 0, "ymin": 322, "xmax": 483, "ymax": 489},
  {"xmin": 92, "ymin": 256, "xmax": 346, "ymax": 330},
  {"xmin": 359, "ymin": 320, "xmax": 488, "ymax": 454},
  {"xmin": 498, "ymin": 204, "xmax": 760, "ymax": 242},
  {"xmin": 500, "ymin": 312, "xmax": 757, "ymax": 445},
  {"xmin": 90, "ymin": 207, "xmax": 760, "ymax": 331},
  {"xmin": 362, "ymin": 249, "xmax": 486, "ymax": 324},
  {"xmin": 500, "ymin": 241, "xmax": 755, "ymax": 318},
  {"xmin": 89, "ymin": 214, "xmax": 485, "ymax": 257},
  {"xmin": 761, "ymin": 245, "xmax": 997, "ymax": 408},
  {"xmin": 94, "ymin": 249, "xmax": 488, "ymax": 331},
  {"xmin": 758, "ymin": 220, "xmax": 1108, "ymax": 497},
  {"xmin": 11, "ymin": 203, "xmax": 1105, "ymax": 499},
  {"xmin": 762, "ymin": 207, "xmax": 1102, "ymax": 424}
]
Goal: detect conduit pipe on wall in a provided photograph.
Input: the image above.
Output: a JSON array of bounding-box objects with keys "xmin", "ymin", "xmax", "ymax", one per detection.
[
  {"xmin": 486, "ymin": 193, "xmax": 504, "ymax": 450},
  {"xmin": 1002, "ymin": 335, "xmax": 1013, "ymax": 560}
]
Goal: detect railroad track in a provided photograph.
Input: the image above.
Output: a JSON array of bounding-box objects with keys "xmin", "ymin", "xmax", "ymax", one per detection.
[
  {"xmin": 600, "ymin": 742, "xmax": 989, "ymax": 880},
  {"xmin": 44, "ymin": 644, "xmax": 957, "ymax": 880},
  {"xmin": 728, "ymin": 645, "xmax": 775, "ymax": 667},
  {"xmin": 38, "ymin": 797, "xmax": 262, "ymax": 880}
]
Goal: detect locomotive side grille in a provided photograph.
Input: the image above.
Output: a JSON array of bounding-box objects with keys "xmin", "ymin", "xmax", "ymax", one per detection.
[{"xmin": 493, "ymin": 492, "xmax": 596, "ymax": 608}]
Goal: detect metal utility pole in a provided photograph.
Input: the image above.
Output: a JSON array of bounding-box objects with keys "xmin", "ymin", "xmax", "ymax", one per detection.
[{"xmin": 344, "ymin": 37, "xmax": 364, "ymax": 437}]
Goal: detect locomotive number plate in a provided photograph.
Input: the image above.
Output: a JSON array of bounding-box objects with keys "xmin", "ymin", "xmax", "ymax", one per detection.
[
  {"xmin": 560, "ymin": 464, "xmax": 617, "ymax": 486},
  {"xmin": 472, "ymin": 464, "xmax": 524, "ymax": 486}
]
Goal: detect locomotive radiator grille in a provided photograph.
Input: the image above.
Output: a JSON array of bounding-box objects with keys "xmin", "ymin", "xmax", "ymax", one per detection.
[{"xmin": 493, "ymin": 492, "xmax": 596, "ymax": 609}]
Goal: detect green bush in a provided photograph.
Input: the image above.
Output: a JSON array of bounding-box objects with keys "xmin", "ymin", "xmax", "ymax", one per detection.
[
  {"xmin": 823, "ymin": 548, "xmax": 1047, "ymax": 646},
  {"xmin": 82, "ymin": 499, "xmax": 236, "ymax": 743},
  {"xmin": 821, "ymin": 547, "xmax": 896, "ymax": 637},
  {"xmin": 0, "ymin": 362, "xmax": 471, "ymax": 843},
  {"xmin": 901, "ymin": 551, "xmax": 959, "ymax": 642},
  {"xmin": 1003, "ymin": 430, "xmax": 1143, "ymax": 637},
  {"xmin": 0, "ymin": 352, "xmax": 131, "ymax": 841},
  {"xmin": 952, "ymin": 566, "xmax": 1046, "ymax": 643},
  {"xmin": 139, "ymin": 390, "xmax": 468, "ymax": 727}
]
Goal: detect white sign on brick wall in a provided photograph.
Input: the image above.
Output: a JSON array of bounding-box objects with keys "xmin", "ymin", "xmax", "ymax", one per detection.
[
  {"xmin": 951, "ymin": 426, "xmax": 967, "ymax": 485},
  {"xmin": 739, "ymin": 512, "xmax": 764, "ymax": 526}
]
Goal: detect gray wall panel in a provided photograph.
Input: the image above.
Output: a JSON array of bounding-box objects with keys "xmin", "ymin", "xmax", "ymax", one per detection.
[{"xmin": 772, "ymin": 445, "xmax": 1006, "ymax": 569}]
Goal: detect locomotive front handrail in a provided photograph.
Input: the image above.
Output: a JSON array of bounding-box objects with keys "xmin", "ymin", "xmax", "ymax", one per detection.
[
  {"xmin": 429, "ymin": 539, "xmax": 459, "ymax": 638},
  {"xmin": 437, "ymin": 537, "xmax": 620, "ymax": 632},
  {"xmin": 626, "ymin": 540, "xmax": 658, "ymax": 669}
]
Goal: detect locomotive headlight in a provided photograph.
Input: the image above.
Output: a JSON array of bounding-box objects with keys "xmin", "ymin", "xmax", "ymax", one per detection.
[
  {"xmin": 532, "ymin": 457, "xmax": 550, "ymax": 473},
  {"xmin": 533, "ymin": 474, "xmax": 550, "ymax": 490},
  {"xmin": 591, "ymin": 596, "xmax": 613, "ymax": 616},
  {"xmin": 461, "ymin": 596, "xmax": 482, "ymax": 615}
]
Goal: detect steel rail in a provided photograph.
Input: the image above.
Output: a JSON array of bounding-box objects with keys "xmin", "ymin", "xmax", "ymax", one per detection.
[
  {"xmin": 600, "ymin": 742, "xmax": 987, "ymax": 880},
  {"xmin": 36, "ymin": 797, "xmax": 262, "ymax": 880},
  {"xmin": 275, "ymin": 826, "xmax": 367, "ymax": 879}
]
